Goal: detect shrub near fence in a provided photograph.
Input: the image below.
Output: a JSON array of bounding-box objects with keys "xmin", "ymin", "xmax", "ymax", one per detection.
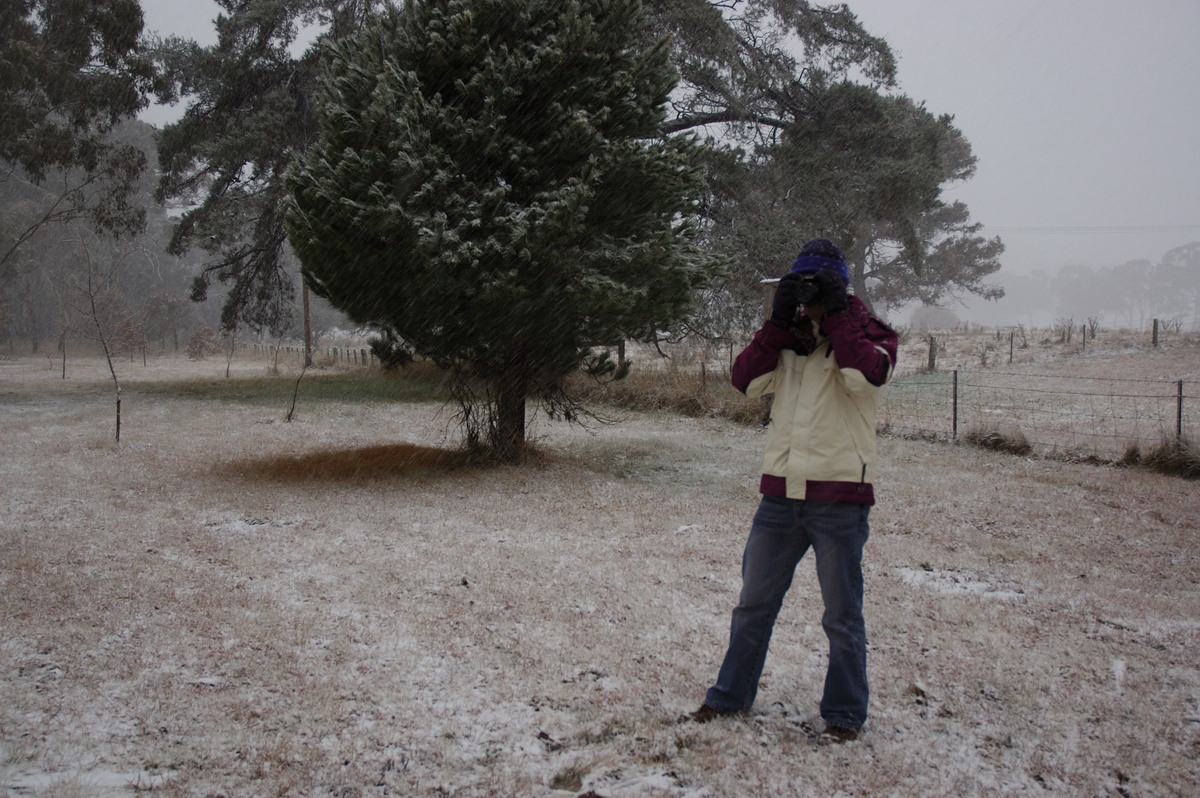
[{"xmin": 881, "ymin": 370, "xmax": 1194, "ymax": 461}]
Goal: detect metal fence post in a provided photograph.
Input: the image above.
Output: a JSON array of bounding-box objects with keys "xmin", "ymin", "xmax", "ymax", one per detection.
[
  {"xmin": 952, "ymin": 369, "xmax": 959, "ymax": 440},
  {"xmin": 1179, "ymin": 380, "xmax": 1185, "ymax": 441}
]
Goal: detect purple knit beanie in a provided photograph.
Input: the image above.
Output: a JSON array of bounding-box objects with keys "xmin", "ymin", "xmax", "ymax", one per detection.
[{"xmin": 790, "ymin": 238, "xmax": 850, "ymax": 285}]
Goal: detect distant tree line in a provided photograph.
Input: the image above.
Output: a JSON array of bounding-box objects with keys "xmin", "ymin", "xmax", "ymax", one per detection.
[{"xmin": 949, "ymin": 242, "xmax": 1200, "ymax": 331}]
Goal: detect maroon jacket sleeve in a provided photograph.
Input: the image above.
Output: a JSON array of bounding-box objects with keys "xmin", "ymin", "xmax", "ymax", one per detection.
[
  {"xmin": 820, "ymin": 296, "xmax": 899, "ymax": 387},
  {"xmin": 731, "ymin": 321, "xmax": 798, "ymax": 394}
]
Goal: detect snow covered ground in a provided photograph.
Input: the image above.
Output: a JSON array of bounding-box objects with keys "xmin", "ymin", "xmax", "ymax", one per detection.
[{"xmin": 1, "ymin": 354, "xmax": 1197, "ymax": 796}]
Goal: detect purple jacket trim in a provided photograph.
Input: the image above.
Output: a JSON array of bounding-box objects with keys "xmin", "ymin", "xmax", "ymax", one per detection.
[
  {"xmin": 819, "ymin": 298, "xmax": 899, "ymax": 387},
  {"xmin": 759, "ymin": 475, "xmax": 876, "ymax": 506},
  {"xmin": 731, "ymin": 321, "xmax": 798, "ymax": 394}
]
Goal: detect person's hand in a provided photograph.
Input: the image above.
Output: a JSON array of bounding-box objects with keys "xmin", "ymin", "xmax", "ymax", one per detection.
[
  {"xmin": 771, "ymin": 273, "xmax": 814, "ymax": 328},
  {"xmin": 810, "ymin": 270, "xmax": 849, "ymax": 315}
]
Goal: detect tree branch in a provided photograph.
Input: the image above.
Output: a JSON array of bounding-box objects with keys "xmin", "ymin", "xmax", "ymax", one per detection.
[{"xmin": 661, "ymin": 110, "xmax": 789, "ymax": 135}]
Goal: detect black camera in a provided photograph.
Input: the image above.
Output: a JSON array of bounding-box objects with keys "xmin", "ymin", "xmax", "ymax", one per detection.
[{"xmin": 794, "ymin": 275, "xmax": 821, "ymax": 306}]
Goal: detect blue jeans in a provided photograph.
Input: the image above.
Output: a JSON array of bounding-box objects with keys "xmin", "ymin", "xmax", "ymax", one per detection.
[{"xmin": 705, "ymin": 495, "xmax": 870, "ymax": 729}]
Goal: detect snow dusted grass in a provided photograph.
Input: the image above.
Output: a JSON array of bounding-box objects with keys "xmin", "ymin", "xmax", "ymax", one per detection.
[{"xmin": 2, "ymin": 354, "xmax": 1198, "ymax": 796}]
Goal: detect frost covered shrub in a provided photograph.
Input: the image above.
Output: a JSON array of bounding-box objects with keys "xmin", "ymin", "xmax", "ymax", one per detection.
[
  {"xmin": 962, "ymin": 424, "xmax": 1032, "ymax": 456},
  {"xmin": 563, "ymin": 365, "xmax": 762, "ymax": 424},
  {"xmin": 186, "ymin": 328, "xmax": 216, "ymax": 360},
  {"xmin": 1130, "ymin": 437, "xmax": 1200, "ymax": 480}
]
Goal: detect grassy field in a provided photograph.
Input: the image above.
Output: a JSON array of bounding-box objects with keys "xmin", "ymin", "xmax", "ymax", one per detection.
[{"xmin": 1, "ymin": 351, "xmax": 1198, "ymax": 796}]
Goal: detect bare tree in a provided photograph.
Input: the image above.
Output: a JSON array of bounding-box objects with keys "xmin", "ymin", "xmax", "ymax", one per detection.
[{"xmin": 66, "ymin": 233, "xmax": 134, "ymax": 442}]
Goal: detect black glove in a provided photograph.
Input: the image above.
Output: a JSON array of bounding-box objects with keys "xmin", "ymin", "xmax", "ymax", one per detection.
[
  {"xmin": 811, "ymin": 270, "xmax": 850, "ymax": 315},
  {"xmin": 770, "ymin": 273, "xmax": 808, "ymax": 328}
]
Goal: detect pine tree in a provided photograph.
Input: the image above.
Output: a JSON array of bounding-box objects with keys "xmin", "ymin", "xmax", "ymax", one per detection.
[
  {"xmin": 152, "ymin": 0, "xmax": 340, "ymax": 335},
  {"xmin": 286, "ymin": 0, "xmax": 713, "ymax": 461}
]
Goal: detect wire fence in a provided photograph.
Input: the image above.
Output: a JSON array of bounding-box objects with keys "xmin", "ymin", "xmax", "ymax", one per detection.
[
  {"xmin": 880, "ymin": 370, "xmax": 1194, "ymax": 460},
  {"xmin": 240, "ymin": 341, "xmax": 378, "ymax": 366},
  {"xmin": 236, "ymin": 333, "xmax": 1197, "ymax": 461}
]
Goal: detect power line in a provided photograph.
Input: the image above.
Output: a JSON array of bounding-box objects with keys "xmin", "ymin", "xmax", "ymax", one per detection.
[{"xmin": 981, "ymin": 224, "xmax": 1200, "ymax": 235}]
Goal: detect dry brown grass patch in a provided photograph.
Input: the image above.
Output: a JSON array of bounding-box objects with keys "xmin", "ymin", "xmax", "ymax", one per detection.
[
  {"xmin": 223, "ymin": 443, "xmax": 475, "ymax": 481},
  {"xmin": 564, "ymin": 368, "xmax": 763, "ymax": 425}
]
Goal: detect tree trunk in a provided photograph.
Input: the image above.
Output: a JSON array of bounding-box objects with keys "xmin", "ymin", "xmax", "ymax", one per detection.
[
  {"xmin": 303, "ymin": 282, "xmax": 313, "ymax": 368},
  {"xmin": 846, "ymin": 237, "xmax": 875, "ymax": 314},
  {"xmin": 491, "ymin": 377, "xmax": 528, "ymax": 463},
  {"xmin": 225, "ymin": 325, "xmax": 237, "ymax": 378},
  {"xmin": 489, "ymin": 352, "xmax": 531, "ymax": 462}
]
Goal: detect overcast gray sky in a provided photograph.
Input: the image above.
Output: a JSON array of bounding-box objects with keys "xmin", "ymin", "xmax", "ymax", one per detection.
[
  {"xmin": 140, "ymin": 0, "xmax": 1200, "ymax": 277},
  {"xmin": 846, "ymin": 0, "xmax": 1200, "ymax": 276}
]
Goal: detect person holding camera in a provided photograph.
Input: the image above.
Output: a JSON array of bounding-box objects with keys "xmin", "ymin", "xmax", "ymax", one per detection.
[{"xmin": 687, "ymin": 238, "xmax": 898, "ymax": 742}]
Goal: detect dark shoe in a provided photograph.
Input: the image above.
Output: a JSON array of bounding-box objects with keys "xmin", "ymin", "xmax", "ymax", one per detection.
[
  {"xmin": 684, "ymin": 703, "xmax": 725, "ymax": 723},
  {"xmin": 823, "ymin": 725, "xmax": 859, "ymax": 743}
]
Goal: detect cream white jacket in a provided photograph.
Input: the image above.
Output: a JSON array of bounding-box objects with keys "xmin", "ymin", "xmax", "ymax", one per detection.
[{"xmin": 732, "ymin": 297, "xmax": 898, "ymax": 505}]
